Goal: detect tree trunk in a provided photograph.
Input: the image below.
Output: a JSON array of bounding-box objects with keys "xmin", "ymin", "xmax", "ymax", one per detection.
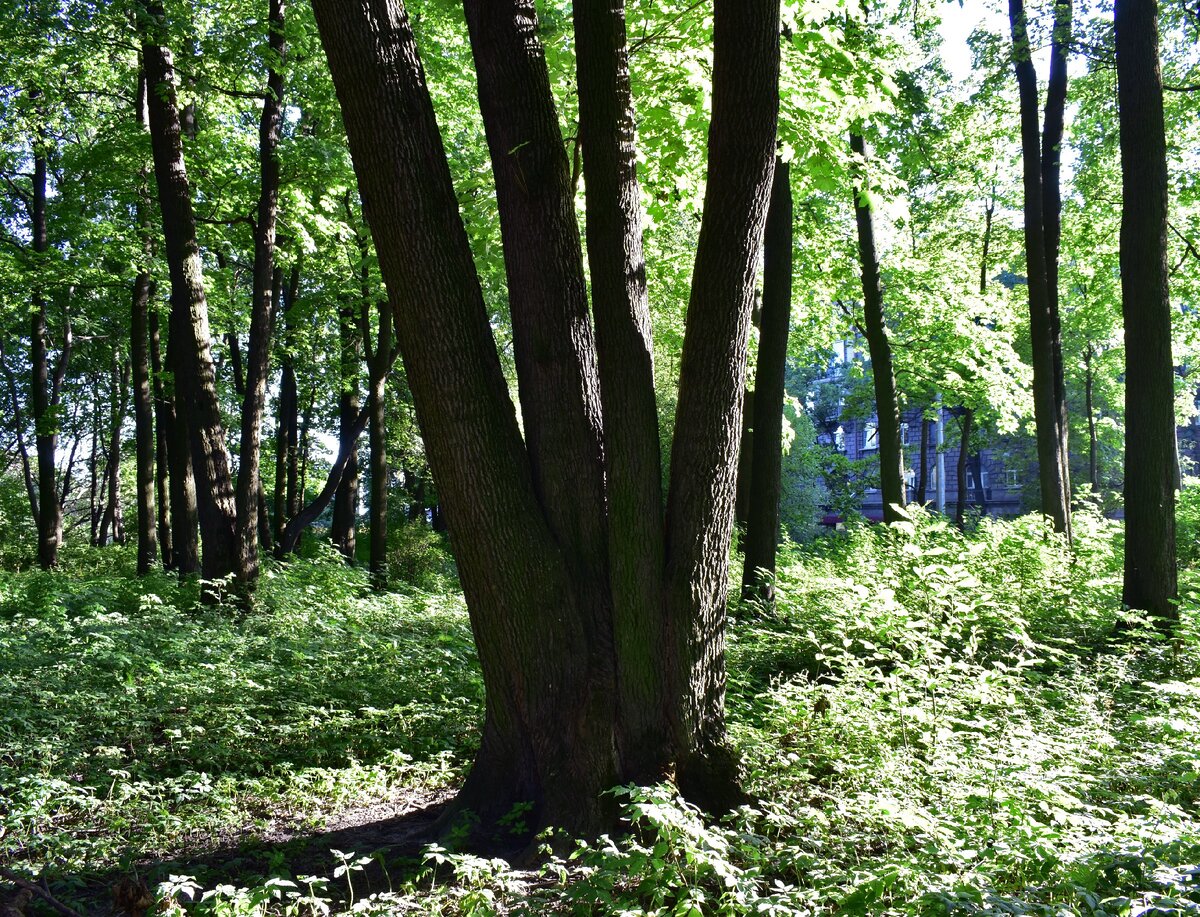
[
  {"xmin": 574, "ymin": 0, "xmax": 669, "ymax": 781},
  {"xmin": 1116, "ymin": 0, "xmax": 1177, "ymax": 621},
  {"xmin": 1042, "ymin": 0, "xmax": 1073, "ymax": 525},
  {"xmin": 30, "ymin": 145, "xmax": 62, "ymax": 569},
  {"xmin": 312, "ymin": 0, "xmax": 777, "ymax": 838},
  {"xmin": 915, "ymin": 415, "xmax": 929, "ymax": 504},
  {"xmin": 0, "ymin": 339, "xmax": 38, "ymax": 525},
  {"xmin": 1010, "ymin": 0, "xmax": 1071, "ymax": 538},
  {"xmin": 330, "ymin": 301, "xmax": 361, "ymax": 560},
  {"xmin": 149, "ymin": 311, "xmax": 174, "ymax": 568},
  {"xmin": 234, "ymin": 0, "xmax": 286, "ymax": 590},
  {"xmin": 850, "ymin": 132, "xmax": 906, "ymax": 522},
  {"xmin": 955, "ymin": 409, "xmax": 973, "ymax": 529},
  {"xmin": 367, "ymin": 302, "xmax": 391, "ymax": 589},
  {"xmin": 139, "ymin": 0, "xmax": 239, "ymax": 592},
  {"xmin": 133, "ymin": 74, "xmax": 158, "ymax": 573},
  {"xmin": 742, "ymin": 158, "xmax": 792, "ymax": 603},
  {"xmin": 99, "ymin": 355, "xmax": 130, "ymax": 546},
  {"xmin": 273, "ymin": 264, "xmax": 301, "ymax": 548}
]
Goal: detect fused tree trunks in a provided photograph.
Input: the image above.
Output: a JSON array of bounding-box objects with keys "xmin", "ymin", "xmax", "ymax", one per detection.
[
  {"xmin": 140, "ymin": 0, "xmax": 239, "ymax": 591},
  {"xmin": 312, "ymin": 0, "xmax": 778, "ymax": 839},
  {"xmin": 1009, "ymin": 0, "xmax": 1072, "ymax": 539},
  {"xmin": 850, "ymin": 133, "xmax": 906, "ymax": 523},
  {"xmin": 742, "ymin": 158, "xmax": 793, "ymax": 603},
  {"xmin": 1115, "ymin": 0, "xmax": 1177, "ymax": 621},
  {"xmin": 234, "ymin": 0, "xmax": 287, "ymax": 589}
]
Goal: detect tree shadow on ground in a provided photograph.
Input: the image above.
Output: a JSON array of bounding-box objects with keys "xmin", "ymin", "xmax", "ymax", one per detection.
[{"xmin": 37, "ymin": 793, "xmax": 451, "ymax": 917}]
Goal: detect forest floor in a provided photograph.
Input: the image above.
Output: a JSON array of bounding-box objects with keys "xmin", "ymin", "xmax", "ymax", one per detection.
[{"xmin": 2, "ymin": 502, "xmax": 1199, "ymax": 916}]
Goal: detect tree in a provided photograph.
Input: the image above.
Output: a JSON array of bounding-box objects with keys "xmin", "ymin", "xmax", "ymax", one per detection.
[
  {"xmin": 1009, "ymin": 0, "xmax": 1072, "ymax": 538},
  {"xmin": 1115, "ymin": 0, "xmax": 1177, "ymax": 620},
  {"xmin": 742, "ymin": 158, "xmax": 793, "ymax": 602},
  {"xmin": 310, "ymin": 0, "xmax": 779, "ymax": 837}
]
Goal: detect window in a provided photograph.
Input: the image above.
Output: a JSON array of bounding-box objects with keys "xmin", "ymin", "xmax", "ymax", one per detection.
[
  {"xmin": 863, "ymin": 422, "xmax": 878, "ymax": 452},
  {"xmin": 1005, "ymin": 469, "xmax": 1021, "ymax": 488},
  {"xmin": 900, "ymin": 422, "xmax": 909, "ymax": 446},
  {"xmin": 904, "ymin": 468, "xmax": 915, "ymax": 488}
]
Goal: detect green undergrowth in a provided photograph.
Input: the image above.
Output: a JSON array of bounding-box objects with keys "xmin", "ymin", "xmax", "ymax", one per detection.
[{"xmin": 3, "ymin": 505, "xmax": 1199, "ymax": 915}]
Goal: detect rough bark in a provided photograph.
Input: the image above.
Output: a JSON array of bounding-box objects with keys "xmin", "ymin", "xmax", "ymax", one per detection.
[
  {"xmin": 850, "ymin": 132, "xmax": 906, "ymax": 523},
  {"xmin": 139, "ymin": 0, "xmax": 239, "ymax": 591},
  {"xmin": 235, "ymin": 0, "xmax": 286, "ymax": 589},
  {"xmin": 574, "ymin": 2, "xmax": 665, "ymax": 773},
  {"xmin": 1010, "ymin": 0, "xmax": 1071, "ymax": 538},
  {"xmin": 133, "ymin": 74, "xmax": 158, "ymax": 573},
  {"xmin": 1116, "ymin": 0, "xmax": 1177, "ymax": 620},
  {"xmin": 742, "ymin": 158, "xmax": 792, "ymax": 603},
  {"xmin": 367, "ymin": 302, "xmax": 391, "ymax": 589}
]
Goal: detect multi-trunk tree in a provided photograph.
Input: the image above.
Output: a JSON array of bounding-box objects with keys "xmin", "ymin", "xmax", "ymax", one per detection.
[{"xmin": 310, "ymin": 0, "xmax": 780, "ymax": 837}]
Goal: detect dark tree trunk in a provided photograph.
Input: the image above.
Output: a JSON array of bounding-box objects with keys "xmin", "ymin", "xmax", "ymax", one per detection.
[
  {"xmin": 915, "ymin": 415, "xmax": 929, "ymax": 504},
  {"xmin": 1116, "ymin": 0, "xmax": 1177, "ymax": 621},
  {"xmin": 1042, "ymin": 0, "xmax": 1073, "ymax": 522},
  {"xmin": 742, "ymin": 158, "xmax": 792, "ymax": 603},
  {"xmin": 273, "ymin": 264, "xmax": 301, "ymax": 547},
  {"xmin": 330, "ymin": 301, "xmax": 361, "ymax": 560},
  {"xmin": 298, "ymin": 385, "xmax": 313, "ymax": 506},
  {"xmin": 312, "ymin": 0, "xmax": 777, "ymax": 838},
  {"xmin": 235, "ymin": 0, "xmax": 286, "ymax": 589},
  {"xmin": 955, "ymin": 409, "xmax": 973, "ymax": 529},
  {"xmin": 149, "ymin": 311, "xmax": 174, "ymax": 569},
  {"xmin": 31, "ymin": 145, "xmax": 64, "ymax": 569},
  {"xmin": 1084, "ymin": 345, "xmax": 1099, "ymax": 489},
  {"xmin": 734, "ymin": 388, "xmax": 754, "ymax": 534},
  {"xmin": 0, "ymin": 339, "xmax": 38, "ymax": 524},
  {"xmin": 89, "ymin": 387, "xmax": 101, "ymax": 546},
  {"xmin": 140, "ymin": 0, "xmax": 239, "ymax": 591},
  {"xmin": 850, "ymin": 132, "xmax": 906, "ymax": 522},
  {"xmin": 132, "ymin": 75, "xmax": 158, "ymax": 572},
  {"xmin": 99, "ymin": 355, "xmax": 130, "ymax": 546},
  {"xmin": 574, "ymin": 0, "xmax": 668, "ymax": 781},
  {"xmin": 1010, "ymin": 0, "xmax": 1071, "ymax": 538},
  {"xmin": 367, "ymin": 302, "xmax": 391, "ymax": 589}
]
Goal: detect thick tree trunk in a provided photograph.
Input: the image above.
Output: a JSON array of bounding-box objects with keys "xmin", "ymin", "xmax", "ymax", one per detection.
[
  {"xmin": 167, "ymin": 333, "xmax": 201, "ymax": 575},
  {"xmin": 149, "ymin": 311, "xmax": 174, "ymax": 569},
  {"xmin": 330, "ymin": 302, "xmax": 361, "ymax": 560},
  {"xmin": 140, "ymin": 0, "xmax": 239, "ymax": 592},
  {"xmin": 1116, "ymin": 0, "xmax": 1177, "ymax": 621},
  {"xmin": 742, "ymin": 158, "xmax": 792, "ymax": 603},
  {"xmin": 313, "ymin": 0, "xmax": 777, "ymax": 838},
  {"xmin": 574, "ymin": 0, "xmax": 668, "ymax": 781},
  {"xmin": 234, "ymin": 0, "xmax": 286, "ymax": 590},
  {"xmin": 1010, "ymin": 0, "xmax": 1071, "ymax": 539},
  {"xmin": 850, "ymin": 133, "xmax": 906, "ymax": 522}
]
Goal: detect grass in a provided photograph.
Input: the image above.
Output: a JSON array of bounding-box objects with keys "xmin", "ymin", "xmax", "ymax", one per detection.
[{"xmin": 1, "ymin": 504, "xmax": 1198, "ymax": 915}]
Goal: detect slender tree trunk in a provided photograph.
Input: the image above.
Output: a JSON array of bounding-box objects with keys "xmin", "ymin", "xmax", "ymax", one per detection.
[
  {"xmin": 915, "ymin": 415, "xmax": 929, "ymax": 504},
  {"xmin": 1043, "ymin": 0, "xmax": 1073, "ymax": 522},
  {"xmin": 1010, "ymin": 0, "xmax": 1071, "ymax": 538},
  {"xmin": 30, "ymin": 145, "xmax": 62, "ymax": 569},
  {"xmin": 1116, "ymin": 0, "xmax": 1177, "ymax": 620},
  {"xmin": 955, "ymin": 410, "xmax": 972, "ymax": 529},
  {"xmin": 1084, "ymin": 345, "xmax": 1099, "ymax": 489},
  {"xmin": 149, "ymin": 311, "xmax": 174, "ymax": 568},
  {"xmin": 234, "ymin": 0, "xmax": 286, "ymax": 590},
  {"xmin": 368, "ymin": 308, "xmax": 391, "ymax": 588},
  {"xmin": 742, "ymin": 158, "xmax": 792, "ymax": 603},
  {"xmin": 133, "ymin": 74, "xmax": 158, "ymax": 573},
  {"xmin": 850, "ymin": 132, "xmax": 906, "ymax": 522},
  {"xmin": 0, "ymin": 338, "xmax": 39, "ymax": 526},
  {"xmin": 99, "ymin": 354, "xmax": 130, "ymax": 546},
  {"xmin": 274, "ymin": 265, "xmax": 300, "ymax": 547},
  {"xmin": 330, "ymin": 302, "xmax": 361, "ymax": 560},
  {"xmin": 140, "ymin": 0, "xmax": 239, "ymax": 592},
  {"xmin": 297, "ymin": 385, "xmax": 313, "ymax": 509},
  {"xmin": 89, "ymin": 387, "xmax": 101, "ymax": 546}
]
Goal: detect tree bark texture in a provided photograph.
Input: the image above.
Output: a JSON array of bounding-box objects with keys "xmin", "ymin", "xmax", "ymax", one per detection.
[
  {"xmin": 850, "ymin": 132, "xmax": 906, "ymax": 523},
  {"xmin": 741, "ymin": 158, "xmax": 792, "ymax": 604},
  {"xmin": 149, "ymin": 311, "xmax": 174, "ymax": 568},
  {"xmin": 330, "ymin": 301, "xmax": 361, "ymax": 560},
  {"xmin": 1010, "ymin": 0, "xmax": 1072, "ymax": 539},
  {"xmin": 1116, "ymin": 0, "xmax": 1177, "ymax": 620},
  {"xmin": 367, "ymin": 302, "xmax": 391, "ymax": 589},
  {"xmin": 139, "ymin": 0, "xmax": 239, "ymax": 591},
  {"xmin": 133, "ymin": 76, "xmax": 158, "ymax": 572}
]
